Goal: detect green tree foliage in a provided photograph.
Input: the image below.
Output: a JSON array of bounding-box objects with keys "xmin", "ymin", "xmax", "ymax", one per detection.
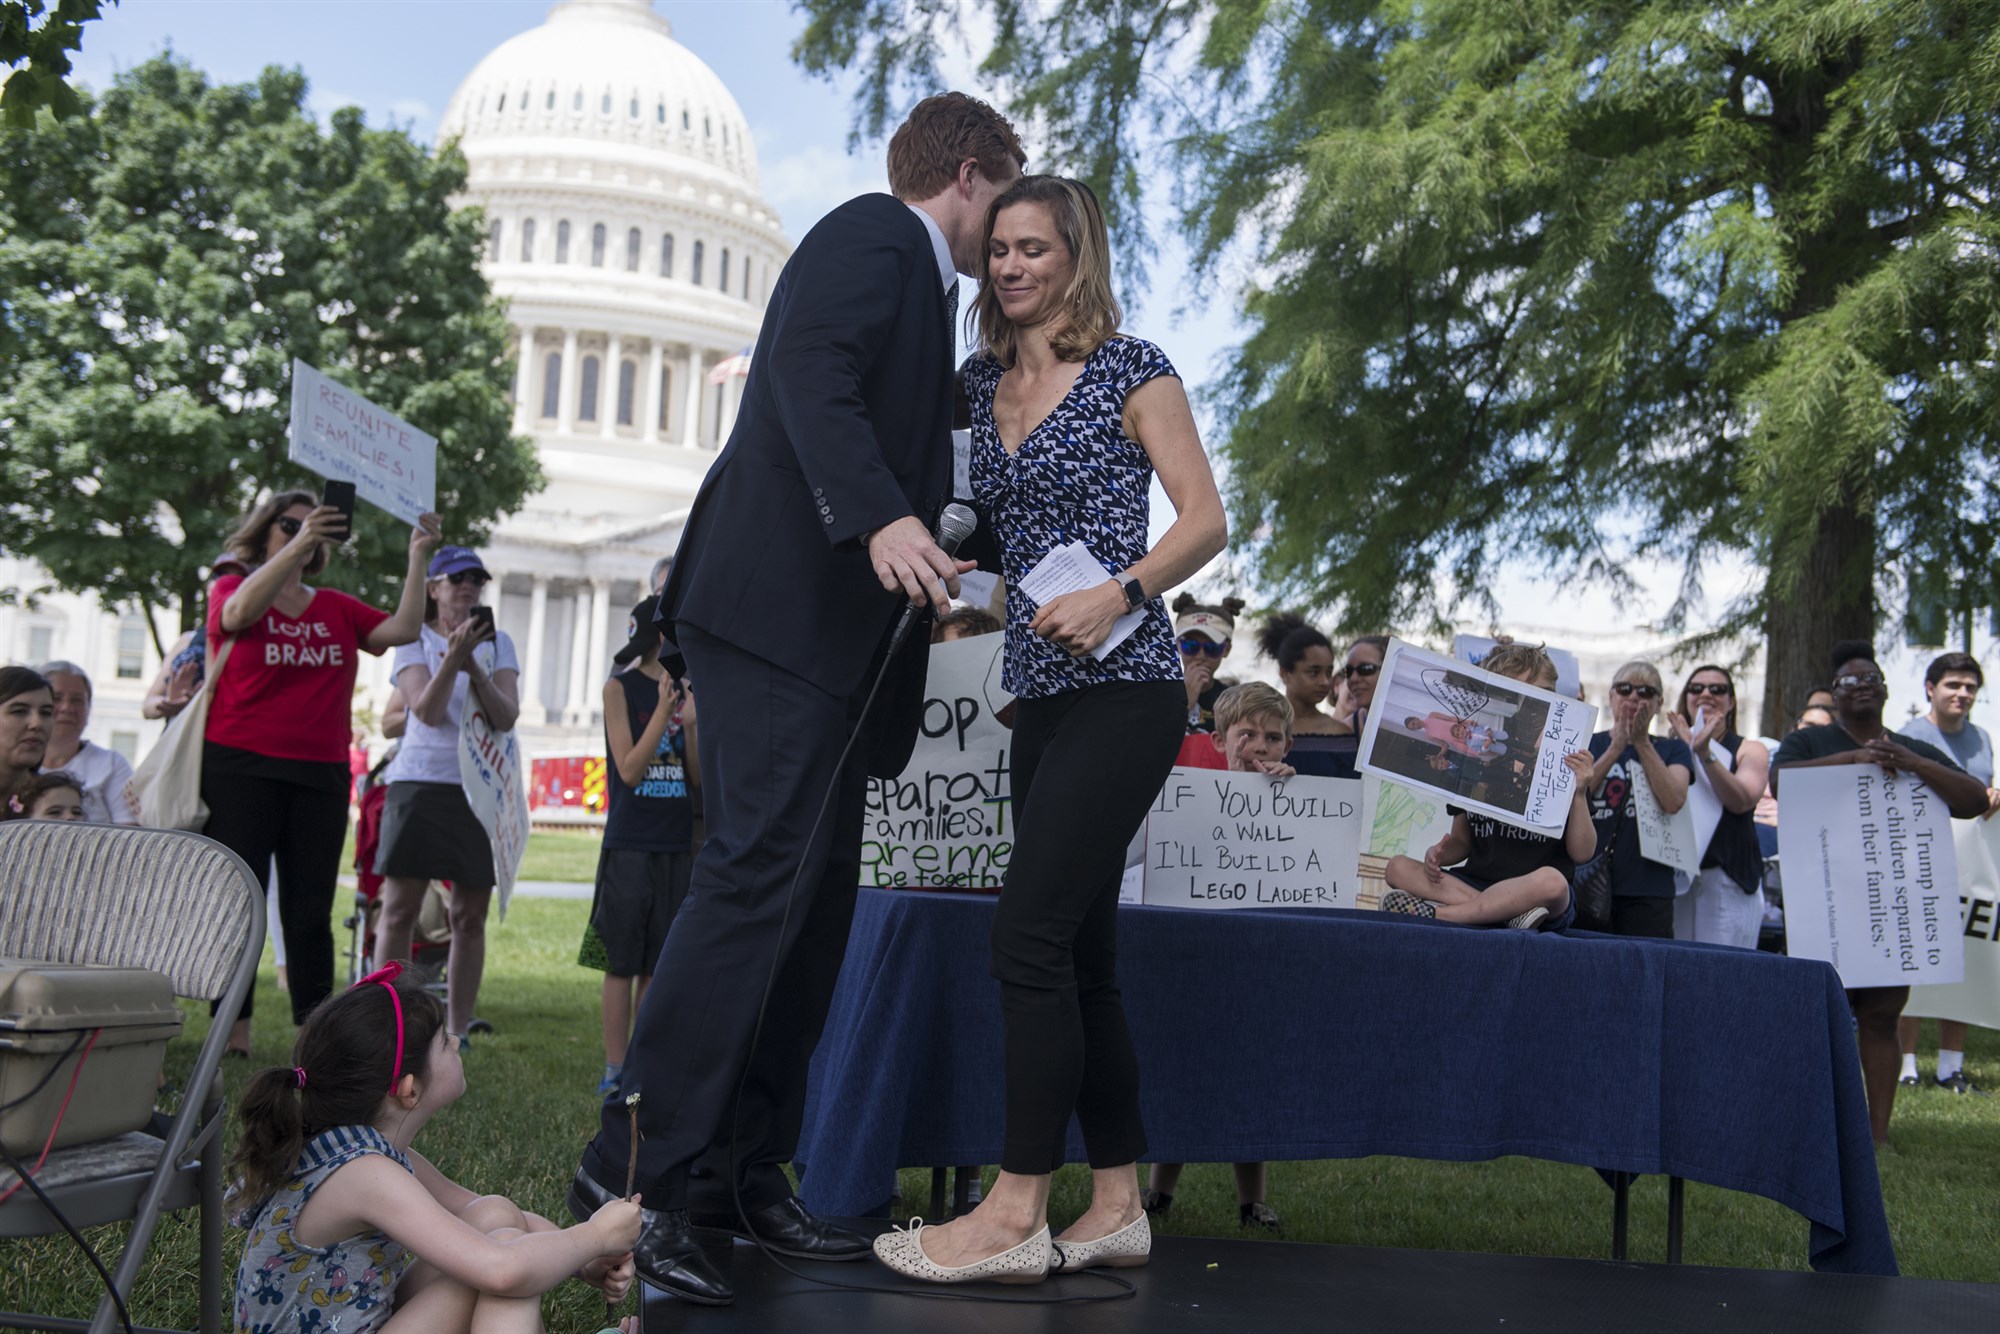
[
  {"xmin": 796, "ymin": 0, "xmax": 2000, "ymax": 731},
  {"xmin": 0, "ymin": 55, "xmax": 540, "ymax": 649},
  {"xmin": 0, "ymin": 0, "xmax": 113, "ymax": 126}
]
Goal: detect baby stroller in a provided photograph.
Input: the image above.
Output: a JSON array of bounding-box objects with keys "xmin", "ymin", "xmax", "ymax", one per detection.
[{"xmin": 347, "ymin": 753, "xmax": 494, "ymax": 1035}]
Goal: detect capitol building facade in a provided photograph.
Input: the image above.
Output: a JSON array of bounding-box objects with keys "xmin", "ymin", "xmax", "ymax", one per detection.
[
  {"xmin": 439, "ymin": 0, "xmax": 788, "ymax": 755},
  {"xmin": 0, "ymin": 0, "xmax": 787, "ymax": 770}
]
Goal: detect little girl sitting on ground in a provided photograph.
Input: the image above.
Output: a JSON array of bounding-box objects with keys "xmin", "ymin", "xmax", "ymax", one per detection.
[{"xmin": 229, "ymin": 962, "xmax": 642, "ymax": 1333}]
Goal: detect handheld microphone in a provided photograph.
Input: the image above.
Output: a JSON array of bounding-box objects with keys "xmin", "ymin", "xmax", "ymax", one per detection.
[{"xmin": 887, "ymin": 502, "xmax": 978, "ymax": 654}]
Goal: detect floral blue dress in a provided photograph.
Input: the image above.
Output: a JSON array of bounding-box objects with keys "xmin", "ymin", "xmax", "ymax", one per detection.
[
  {"xmin": 962, "ymin": 336, "xmax": 1185, "ymax": 699},
  {"xmin": 233, "ymin": 1125, "xmax": 414, "ymax": 1333}
]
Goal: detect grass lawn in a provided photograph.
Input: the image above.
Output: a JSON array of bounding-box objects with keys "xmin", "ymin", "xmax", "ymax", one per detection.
[{"xmin": 4, "ymin": 897, "xmax": 1997, "ymax": 1330}]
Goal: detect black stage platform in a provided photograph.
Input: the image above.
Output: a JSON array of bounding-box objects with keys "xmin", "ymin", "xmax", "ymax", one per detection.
[{"xmin": 639, "ymin": 1227, "xmax": 1999, "ymax": 1334}]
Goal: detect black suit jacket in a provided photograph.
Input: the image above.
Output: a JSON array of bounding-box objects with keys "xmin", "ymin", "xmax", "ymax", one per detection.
[{"xmin": 660, "ymin": 193, "xmax": 955, "ymax": 774}]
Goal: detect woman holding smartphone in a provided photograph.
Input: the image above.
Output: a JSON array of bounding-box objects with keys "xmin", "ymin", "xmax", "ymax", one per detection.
[
  {"xmin": 371, "ymin": 545, "xmax": 520, "ymax": 1044},
  {"xmin": 203, "ymin": 489, "xmax": 438, "ymax": 1045}
]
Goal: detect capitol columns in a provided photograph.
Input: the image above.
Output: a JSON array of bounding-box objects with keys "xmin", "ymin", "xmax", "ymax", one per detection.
[
  {"xmin": 512, "ymin": 326, "xmax": 534, "ymax": 433},
  {"xmin": 523, "ymin": 577, "xmax": 550, "ymax": 726},
  {"xmin": 564, "ymin": 582, "xmax": 595, "ymax": 725},
  {"xmin": 682, "ymin": 346, "xmax": 703, "ymax": 446},
  {"xmin": 642, "ymin": 340, "xmax": 665, "ymax": 444},
  {"xmin": 602, "ymin": 333, "xmax": 624, "ymax": 439},
  {"xmin": 558, "ymin": 328, "xmax": 581, "ymax": 434}
]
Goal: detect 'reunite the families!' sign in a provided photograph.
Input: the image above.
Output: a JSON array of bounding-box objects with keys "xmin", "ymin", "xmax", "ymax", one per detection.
[{"xmin": 287, "ymin": 359, "xmax": 437, "ymax": 524}]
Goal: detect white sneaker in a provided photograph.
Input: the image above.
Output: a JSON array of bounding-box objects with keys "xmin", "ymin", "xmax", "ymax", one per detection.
[{"xmin": 1507, "ymin": 906, "xmax": 1549, "ymax": 930}]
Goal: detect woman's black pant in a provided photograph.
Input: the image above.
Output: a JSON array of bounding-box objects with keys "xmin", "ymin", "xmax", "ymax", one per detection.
[
  {"xmin": 201, "ymin": 764, "xmax": 350, "ymax": 1026},
  {"xmin": 991, "ymin": 679, "xmax": 1184, "ymax": 1176}
]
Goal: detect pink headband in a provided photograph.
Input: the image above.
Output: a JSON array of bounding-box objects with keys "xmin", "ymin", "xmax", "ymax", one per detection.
[{"xmin": 354, "ymin": 962, "xmax": 407, "ymax": 1094}]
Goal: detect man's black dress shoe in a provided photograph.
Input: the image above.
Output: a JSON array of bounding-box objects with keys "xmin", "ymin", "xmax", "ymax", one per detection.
[
  {"xmin": 688, "ymin": 1196, "xmax": 873, "ymax": 1261},
  {"xmin": 568, "ymin": 1167, "xmax": 734, "ymax": 1305}
]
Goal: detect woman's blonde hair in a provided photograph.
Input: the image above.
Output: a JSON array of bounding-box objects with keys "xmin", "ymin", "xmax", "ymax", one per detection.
[
  {"xmin": 973, "ymin": 175, "xmax": 1121, "ymax": 367},
  {"xmin": 1612, "ymin": 659, "xmax": 1664, "ymax": 694}
]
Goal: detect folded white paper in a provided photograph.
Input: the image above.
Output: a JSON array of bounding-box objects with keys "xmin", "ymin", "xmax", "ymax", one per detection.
[{"xmin": 1018, "ymin": 539, "xmax": 1144, "ymax": 661}]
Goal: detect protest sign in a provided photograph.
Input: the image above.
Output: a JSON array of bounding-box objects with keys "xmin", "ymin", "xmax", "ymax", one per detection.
[
  {"xmin": 1358, "ymin": 639, "xmax": 1596, "ymax": 836},
  {"xmin": 861, "ymin": 634, "xmax": 1015, "ymax": 889},
  {"xmin": 1632, "ymin": 770, "xmax": 1711, "ymax": 875},
  {"xmin": 952, "ymin": 427, "xmax": 973, "ymax": 499},
  {"xmin": 458, "ymin": 702, "xmax": 530, "ymax": 919},
  {"xmin": 956, "ymin": 569, "xmax": 1004, "ymax": 619},
  {"xmin": 1356, "ymin": 774, "xmax": 1459, "ymax": 906},
  {"xmin": 1906, "ymin": 816, "xmax": 2000, "ymax": 1027},
  {"xmin": 1139, "ymin": 770, "xmax": 1364, "ymax": 909},
  {"xmin": 1777, "ymin": 766, "xmax": 1962, "ymax": 988},
  {"xmin": 1452, "ymin": 635, "xmax": 1582, "ymax": 700},
  {"xmin": 288, "ymin": 359, "xmax": 437, "ymax": 524}
]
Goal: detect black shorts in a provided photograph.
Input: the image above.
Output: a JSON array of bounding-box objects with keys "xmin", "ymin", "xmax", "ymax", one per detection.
[
  {"xmin": 373, "ymin": 782, "xmax": 495, "ymax": 887},
  {"xmin": 590, "ymin": 848, "xmax": 693, "ymax": 977}
]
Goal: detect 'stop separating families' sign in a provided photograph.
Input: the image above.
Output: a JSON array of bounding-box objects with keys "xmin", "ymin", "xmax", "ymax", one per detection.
[
  {"xmin": 1357, "ymin": 639, "xmax": 1597, "ymax": 836},
  {"xmin": 861, "ymin": 634, "xmax": 1015, "ymax": 890},
  {"xmin": 288, "ymin": 359, "xmax": 437, "ymax": 524}
]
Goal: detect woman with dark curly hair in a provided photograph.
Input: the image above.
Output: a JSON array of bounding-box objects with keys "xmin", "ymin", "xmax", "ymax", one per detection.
[{"xmin": 1258, "ymin": 611, "xmax": 1351, "ymax": 777}]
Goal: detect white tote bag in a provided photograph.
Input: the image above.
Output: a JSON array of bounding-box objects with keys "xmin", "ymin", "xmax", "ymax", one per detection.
[{"xmin": 133, "ymin": 637, "xmax": 235, "ymax": 831}]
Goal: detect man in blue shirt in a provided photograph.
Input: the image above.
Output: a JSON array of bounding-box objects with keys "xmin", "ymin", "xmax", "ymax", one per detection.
[{"xmin": 1897, "ymin": 652, "xmax": 1999, "ymax": 1095}]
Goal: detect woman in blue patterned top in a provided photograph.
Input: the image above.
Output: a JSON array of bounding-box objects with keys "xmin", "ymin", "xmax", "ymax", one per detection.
[{"xmin": 873, "ymin": 176, "xmax": 1226, "ymax": 1286}]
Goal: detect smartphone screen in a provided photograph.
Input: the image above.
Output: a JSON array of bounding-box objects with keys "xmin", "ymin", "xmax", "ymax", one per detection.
[{"xmin": 321, "ymin": 479, "xmax": 357, "ymax": 539}]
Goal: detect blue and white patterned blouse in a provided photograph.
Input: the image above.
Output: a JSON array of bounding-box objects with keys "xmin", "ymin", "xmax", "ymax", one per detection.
[
  {"xmin": 964, "ymin": 336, "xmax": 1185, "ymax": 700},
  {"xmin": 233, "ymin": 1125, "xmax": 414, "ymax": 1333}
]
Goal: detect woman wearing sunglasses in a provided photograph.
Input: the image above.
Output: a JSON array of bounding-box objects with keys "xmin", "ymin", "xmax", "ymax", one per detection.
[
  {"xmin": 1664, "ymin": 665, "xmax": 1767, "ymax": 948},
  {"xmin": 1582, "ymin": 660, "xmax": 1696, "ymax": 938},
  {"xmin": 204, "ymin": 488, "xmax": 441, "ymax": 1043},
  {"xmin": 1337, "ymin": 635, "xmax": 1389, "ymax": 735},
  {"xmin": 372, "ymin": 546, "xmax": 521, "ymax": 1045}
]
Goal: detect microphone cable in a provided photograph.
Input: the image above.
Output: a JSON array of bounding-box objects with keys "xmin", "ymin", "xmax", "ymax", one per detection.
[{"xmin": 710, "ymin": 509, "xmax": 1138, "ymax": 1309}]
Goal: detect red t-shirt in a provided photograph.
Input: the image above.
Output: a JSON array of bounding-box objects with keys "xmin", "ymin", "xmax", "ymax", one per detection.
[
  {"xmin": 1175, "ymin": 732, "xmax": 1227, "ymax": 770},
  {"xmin": 205, "ymin": 575, "xmax": 389, "ymax": 764}
]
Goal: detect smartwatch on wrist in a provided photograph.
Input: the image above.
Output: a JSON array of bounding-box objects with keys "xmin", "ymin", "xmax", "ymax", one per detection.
[{"xmin": 1115, "ymin": 571, "xmax": 1146, "ymax": 612}]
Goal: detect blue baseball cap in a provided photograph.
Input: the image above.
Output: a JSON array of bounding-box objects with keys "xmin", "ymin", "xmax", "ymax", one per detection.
[{"xmin": 427, "ymin": 546, "xmax": 487, "ymax": 579}]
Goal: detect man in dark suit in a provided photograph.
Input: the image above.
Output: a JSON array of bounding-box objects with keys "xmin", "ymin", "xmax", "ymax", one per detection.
[{"xmin": 570, "ymin": 93, "xmax": 1025, "ymax": 1306}]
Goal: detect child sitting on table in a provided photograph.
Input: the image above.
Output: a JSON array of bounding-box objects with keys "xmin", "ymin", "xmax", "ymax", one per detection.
[
  {"xmin": 1379, "ymin": 644, "xmax": 1594, "ymax": 930},
  {"xmin": 1144, "ymin": 683, "xmax": 1293, "ymax": 1230}
]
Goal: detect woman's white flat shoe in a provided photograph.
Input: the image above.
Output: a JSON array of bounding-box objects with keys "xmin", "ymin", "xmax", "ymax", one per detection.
[
  {"xmin": 1052, "ymin": 1211, "xmax": 1151, "ymax": 1271},
  {"xmin": 872, "ymin": 1218, "xmax": 1051, "ymax": 1285}
]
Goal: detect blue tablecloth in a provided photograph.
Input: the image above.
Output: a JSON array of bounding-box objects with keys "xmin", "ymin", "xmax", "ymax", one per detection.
[{"xmin": 796, "ymin": 889, "xmax": 1894, "ymax": 1275}]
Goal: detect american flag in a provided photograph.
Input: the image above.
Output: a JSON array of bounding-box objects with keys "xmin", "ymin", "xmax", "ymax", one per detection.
[{"xmin": 706, "ymin": 346, "xmax": 753, "ymax": 385}]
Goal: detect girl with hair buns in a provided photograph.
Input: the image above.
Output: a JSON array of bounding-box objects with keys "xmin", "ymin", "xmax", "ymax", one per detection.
[
  {"xmin": 1256, "ymin": 612, "xmax": 1352, "ymax": 778},
  {"xmin": 873, "ymin": 174, "xmax": 1227, "ymax": 1285},
  {"xmin": 228, "ymin": 964, "xmax": 641, "ymax": 1332}
]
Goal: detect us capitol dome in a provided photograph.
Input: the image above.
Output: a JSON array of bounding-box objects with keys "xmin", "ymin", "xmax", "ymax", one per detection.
[{"xmin": 437, "ymin": 0, "xmax": 791, "ymax": 754}]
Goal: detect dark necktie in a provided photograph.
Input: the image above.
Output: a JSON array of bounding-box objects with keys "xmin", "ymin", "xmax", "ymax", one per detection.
[{"xmin": 945, "ymin": 280, "xmax": 960, "ymax": 343}]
